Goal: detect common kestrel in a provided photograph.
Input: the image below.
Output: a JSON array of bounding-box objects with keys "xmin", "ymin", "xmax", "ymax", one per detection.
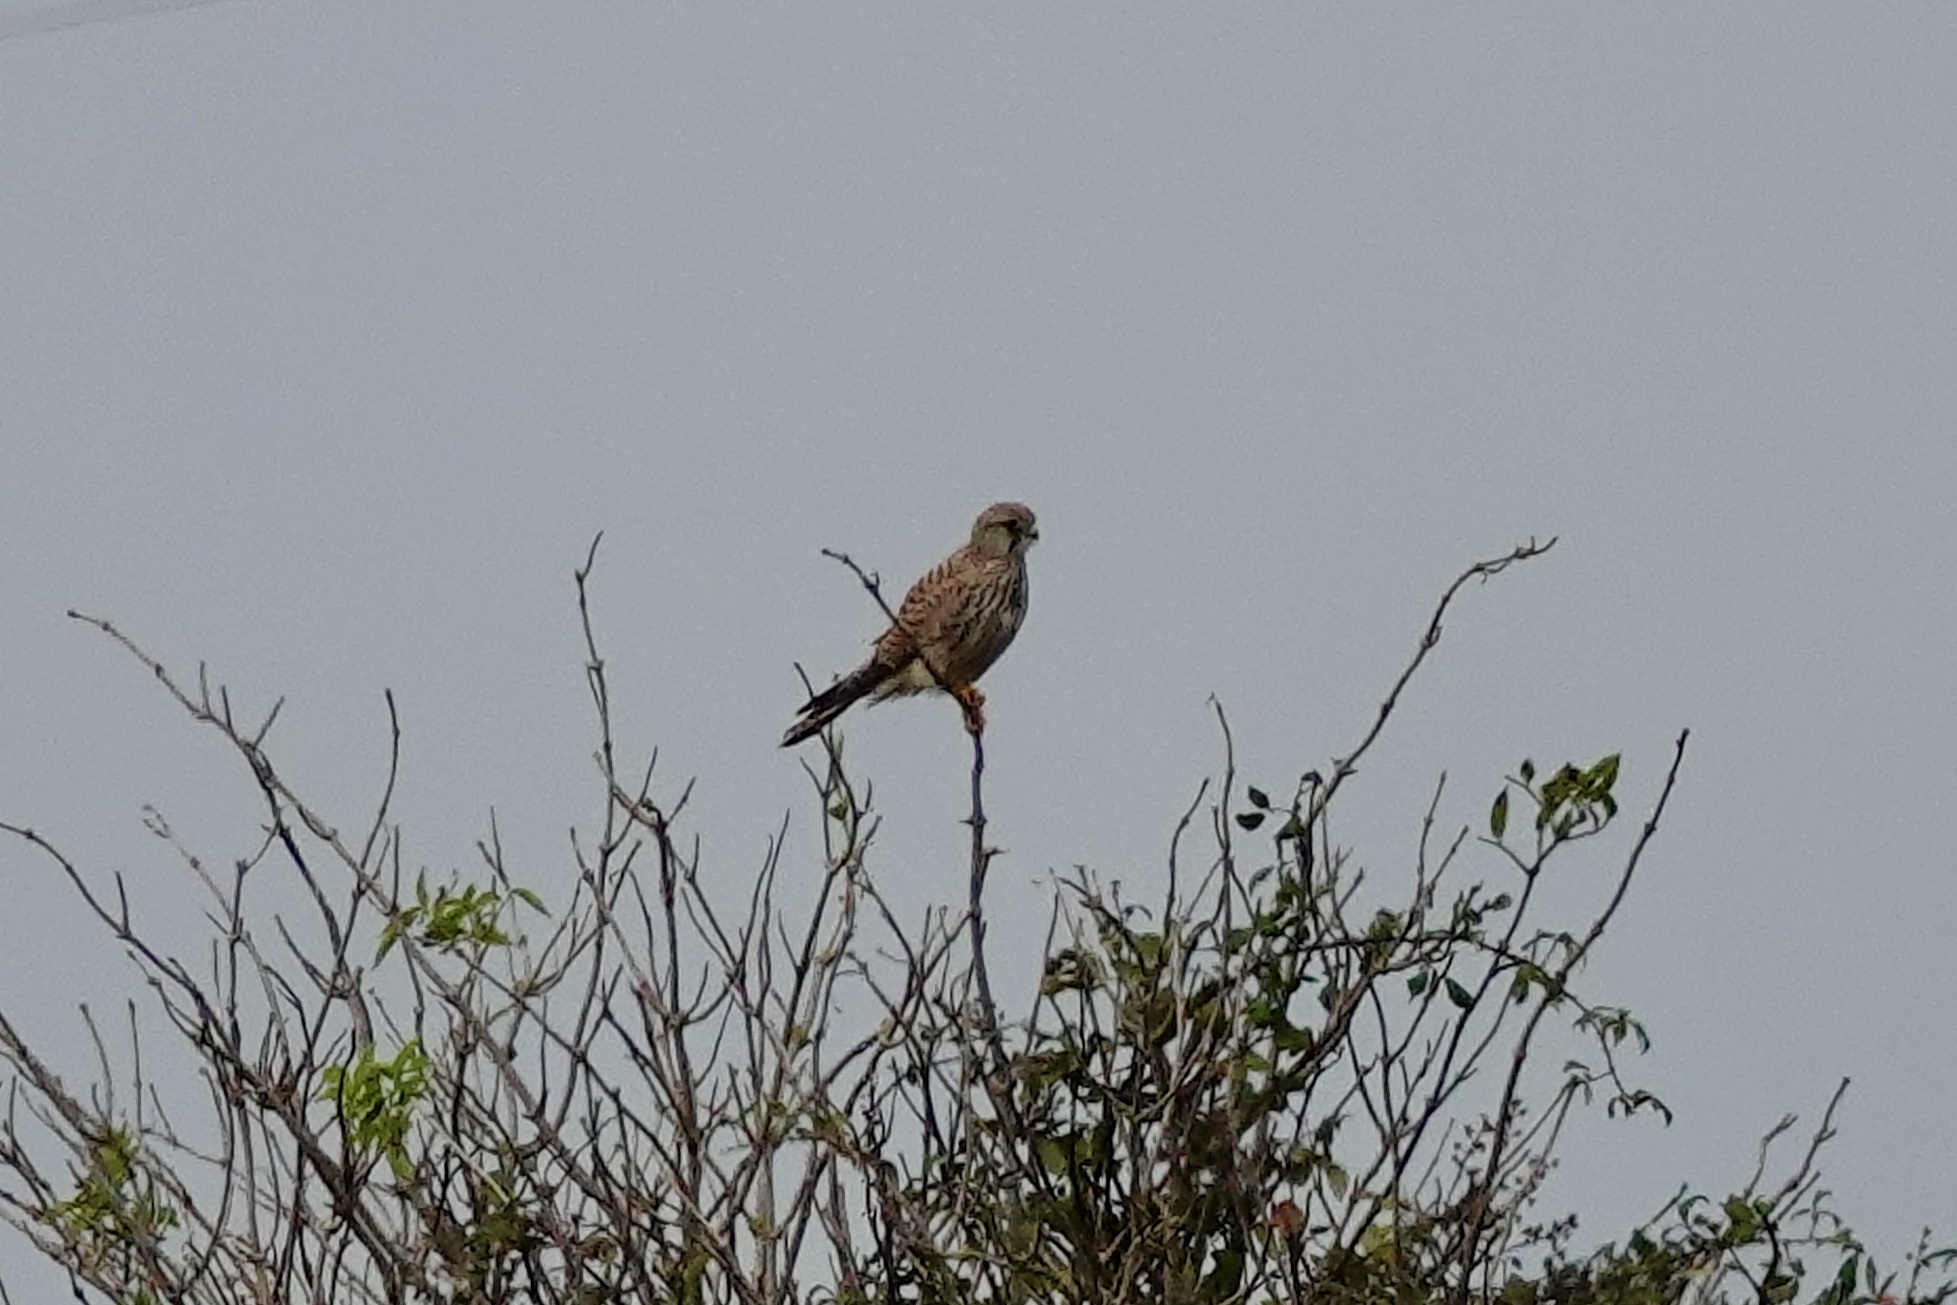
[{"xmin": 781, "ymin": 502, "xmax": 1039, "ymax": 747}]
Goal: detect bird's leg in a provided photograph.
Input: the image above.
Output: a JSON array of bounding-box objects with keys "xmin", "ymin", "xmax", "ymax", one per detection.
[{"xmin": 953, "ymin": 683, "xmax": 987, "ymax": 735}]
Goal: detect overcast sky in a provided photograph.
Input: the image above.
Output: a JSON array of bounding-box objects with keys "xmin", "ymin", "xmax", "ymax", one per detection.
[{"xmin": 3, "ymin": 0, "xmax": 1953, "ymax": 1287}]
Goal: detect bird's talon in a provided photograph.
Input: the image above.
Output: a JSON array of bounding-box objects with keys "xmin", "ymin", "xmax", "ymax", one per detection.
[{"xmin": 953, "ymin": 684, "xmax": 988, "ymax": 734}]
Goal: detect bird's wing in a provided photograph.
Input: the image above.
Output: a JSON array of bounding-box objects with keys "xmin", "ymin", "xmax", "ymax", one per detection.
[{"xmin": 872, "ymin": 547, "xmax": 969, "ymax": 665}]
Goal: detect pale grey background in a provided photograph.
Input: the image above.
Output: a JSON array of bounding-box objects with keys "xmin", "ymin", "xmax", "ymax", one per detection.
[{"xmin": 3, "ymin": 0, "xmax": 1953, "ymax": 1287}]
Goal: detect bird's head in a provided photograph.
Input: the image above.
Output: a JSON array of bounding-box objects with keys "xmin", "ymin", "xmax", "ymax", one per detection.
[{"xmin": 971, "ymin": 501, "xmax": 1039, "ymax": 558}]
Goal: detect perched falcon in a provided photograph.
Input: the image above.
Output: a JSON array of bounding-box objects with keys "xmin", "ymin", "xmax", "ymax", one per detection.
[{"xmin": 782, "ymin": 502, "xmax": 1038, "ymax": 747}]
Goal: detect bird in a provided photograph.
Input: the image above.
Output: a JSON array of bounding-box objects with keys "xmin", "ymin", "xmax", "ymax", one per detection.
[{"xmin": 782, "ymin": 502, "xmax": 1038, "ymax": 747}]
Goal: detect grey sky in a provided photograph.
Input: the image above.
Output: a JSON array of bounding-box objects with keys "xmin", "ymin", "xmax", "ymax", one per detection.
[{"xmin": 3, "ymin": 0, "xmax": 1953, "ymax": 1285}]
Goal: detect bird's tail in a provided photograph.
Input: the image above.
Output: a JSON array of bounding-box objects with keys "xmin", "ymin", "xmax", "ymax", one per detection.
[{"xmin": 780, "ymin": 661, "xmax": 891, "ymax": 747}]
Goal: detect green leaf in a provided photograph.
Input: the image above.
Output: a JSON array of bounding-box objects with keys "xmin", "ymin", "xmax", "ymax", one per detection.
[
  {"xmin": 375, "ymin": 917, "xmax": 406, "ymax": 964},
  {"xmin": 1407, "ymin": 970, "xmax": 1431, "ymax": 998},
  {"xmin": 1035, "ymin": 1136, "xmax": 1070, "ymax": 1175},
  {"xmin": 1444, "ymin": 978, "xmax": 1476, "ymax": 1010},
  {"xmin": 1208, "ymin": 1246, "xmax": 1246, "ymax": 1296},
  {"xmin": 1519, "ymin": 758, "xmax": 1535, "ymax": 783},
  {"xmin": 1273, "ymin": 1022, "xmax": 1314, "ymax": 1054},
  {"xmin": 1490, "ymin": 789, "xmax": 1510, "ymax": 839},
  {"xmin": 1723, "ymin": 1196, "xmax": 1761, "ymax": 1241},
  {"xmin": 1234, "ymin": 810, "xmax": 1266, "ymax": 831},
  {"xmin": 1247, "ymin": 786, "xmax": 1270, "ymax": 810}
]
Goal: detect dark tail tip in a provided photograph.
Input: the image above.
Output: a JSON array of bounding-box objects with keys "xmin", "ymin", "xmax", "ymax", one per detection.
[
  {"xmin": 781, "ymin": 661, "xmax": 882, "ymax": 747},
  {"xmin": 781, "ymin": 715, "xmax": 824, "ymax": 748}
]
